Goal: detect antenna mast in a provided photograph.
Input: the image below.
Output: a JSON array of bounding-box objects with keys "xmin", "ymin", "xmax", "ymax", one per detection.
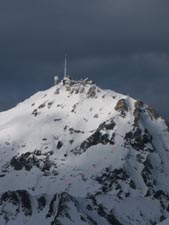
[{"xmin": 64, "ymin": 54, "xmax": 67, "ymax": 78}]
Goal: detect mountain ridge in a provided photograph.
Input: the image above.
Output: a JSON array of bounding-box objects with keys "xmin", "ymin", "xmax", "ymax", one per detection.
[{"xmin": 0, "ymin": 77, "xmax": 169, "ymax": 225}]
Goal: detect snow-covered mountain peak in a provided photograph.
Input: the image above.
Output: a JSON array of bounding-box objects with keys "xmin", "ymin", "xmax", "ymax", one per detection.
[{"xmin": 0, "ymin": 77, "xmax": 169, "ymax": 225}]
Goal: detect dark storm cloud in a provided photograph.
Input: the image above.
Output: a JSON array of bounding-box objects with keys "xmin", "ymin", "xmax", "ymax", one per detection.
[{"xmin": 0, "ymin": 0, "xmax": 169, "ymax": 119}]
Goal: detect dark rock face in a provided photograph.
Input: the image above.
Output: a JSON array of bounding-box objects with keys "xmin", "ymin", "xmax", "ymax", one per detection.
[
  {"xmin": 51, "ymin": 192, "xmax": 122, "ymax": 225},
  {"xmin": 124, "ymin": 127, "xmax": 153, "ymax": 151},
  {"xmin": 0, "ymin": 190, "xmax": 32, "ymax": 217},
  {"xmin": 87, "ymin": 86, "xmax": 97, "ymax": 98},
  {"xmin": 153, "ymin": 191, "xmax": 169, "ymax": 212},
  {"xmin": 97, "ymin": 204, "xmax": 122, "ymax": 225},
  {"xmin": 133, "ymin": 100, "xmax": 160, "ymax": 125},
  {"xmin": 38, "ymin": 102, "xmax": 46, "ymax": 109},
  {"xmin": 57, "ymin": 141, "xmax": 63, "ymax": 149},
  {"xmin": 1, "ymin": 191, "xmax": 19, "ymax": 204},
  {"xmin": 10, "ymin": 150, "xmax": 54, "ymax": 172},
  {"xmin": 52, "ymin": 193, "xmax": 73, "ymax": 224},
  {"xmin": 38, "ymin": 196, "xmax": 46, "ymax": 211},
  {"xmin": 133, "ymin": 100, "xmax": 144, "ymax": 125},
  {"xmin": 71, "ymin": 103, "xmax": 78, "ymax": 113},
  {"xmin": 69, "ymin": 128, "xmax": 84, "ymax": 134},
  {"xmin": 32, "ymin": 109, "xmax": 40, "ymax": 117},
  {"xmin": 72, "ymin": 119, "xmax": 116, "ymax": 154},
  {"xmin": 141, "ymin": 165, "xmax": 153, "ymax": 190},
  {"xmin": 48, "ymin": 101, "xmax": 54, "ymax": 109},
  {"xmin": 147, "ymin": 107, "xmax": 160, "ymax": 120},
  {"xmin": 165, "ymin": 120, "xmax": 169, "ymax": 132},
  {"xmin": 115, "ymin": 99, "xmax": 128, "ymax": 117},
  {"xmin": 0, "ymin": 190, "xmax": 123, "ymax": 225},
  {"xmin": 17, "ymin": 190, "xmax": 32, "ymax": 216},
  {"xmin": 31, "ymin": 100, "xmax": 53, "ymax": 116},
  {"xmin": 46, "ymin": 194, "xmax": 57, "ymax": 218},
  {"xmin": 95, "ymin": 167, "xmax": 136, "ymax": 197},
  {"xmin": 87, "ymin": 195, "xmax": 122, "ymax": 225}
]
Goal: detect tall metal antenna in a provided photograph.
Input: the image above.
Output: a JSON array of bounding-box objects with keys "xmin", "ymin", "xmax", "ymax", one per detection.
[{"xmin": 64, "ymin": 54, "xmax": 67, "ymax": 78}]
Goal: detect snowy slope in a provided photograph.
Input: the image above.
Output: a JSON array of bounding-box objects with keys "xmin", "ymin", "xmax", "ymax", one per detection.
[{"xmin": 0, "ymin": 77, "xmax": 169, "ymax": 225}]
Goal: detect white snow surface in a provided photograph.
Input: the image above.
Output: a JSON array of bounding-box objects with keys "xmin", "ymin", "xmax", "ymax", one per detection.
[{"xmin": 0, "ymin": 77, "xmax": 169, "ymax": 225}]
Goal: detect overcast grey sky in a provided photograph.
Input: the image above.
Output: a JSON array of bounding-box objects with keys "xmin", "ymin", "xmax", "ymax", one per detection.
[{"xmin": 0, "ymin": 0, "xmax": 169, "ymax": 120}]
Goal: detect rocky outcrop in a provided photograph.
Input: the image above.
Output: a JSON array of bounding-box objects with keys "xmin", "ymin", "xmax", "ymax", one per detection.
[
  {"xmin": 72, "ymin": 119, "xmax": 116, "ymax": 154},
  {"xmin": 96, "ymin": 167, "xmax": 136, "ymax": 196},
  {"xmin": 0, "ymin": 190, "xmax": 32, "ymax": 222},
  {"xmin": 115, "ymin": 99, "xmax": 128, "ymax": 117},
  {"xmin": 10, "ymin": 150, "xmax": 54, "ymax": 172},
  {"xmin": 133, "ymin": 100, "xmax": 144, "ymax": 125},
  {"xmin": 124, "ymin": 127, "xmax": 153, "ymax": 151},
  {"xmin": 147, "ymin": 106, "xmax": 160, "ymax": 120}
]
